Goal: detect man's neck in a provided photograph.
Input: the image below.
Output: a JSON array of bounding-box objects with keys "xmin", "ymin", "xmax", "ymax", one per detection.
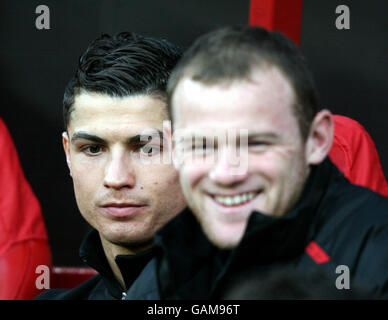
[{"xmin": 99, "ymin": 235, "xmax": 152, "ymax": 290}]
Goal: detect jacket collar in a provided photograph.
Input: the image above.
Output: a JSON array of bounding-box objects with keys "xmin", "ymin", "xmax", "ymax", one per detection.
[
  {"xmin": 155, "ymin": 158, "xmax": 336, "ymax": 299},
  {"xmin": 233, "ymin": 157, "xmax": 333, "ymax": 265},
  {"xmin": 154, "ymin": 208, "xmax": 219, "ymax": 299},
  {"xmin": 79, "ymin": 229, "xmax": 154, "ymax": 299}
]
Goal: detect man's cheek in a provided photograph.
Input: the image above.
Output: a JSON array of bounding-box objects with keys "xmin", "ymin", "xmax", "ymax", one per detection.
[
  {"xmin": 73, "ymin": 178, "xmax": 95, "ymax": 205},
  {"xmin": 181, "ymin": 161, "xmax": 210, "ymax": 188},
  {"xmin": 249, "ymin": 154, "xmax": 281, "ymax": 181}
]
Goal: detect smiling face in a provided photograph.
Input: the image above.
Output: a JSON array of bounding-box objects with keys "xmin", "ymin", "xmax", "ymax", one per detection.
[
  {"xmin": 63, "ymin": 92, "xmax": 186, "ymax": 251},
  {"xmin": 171, "ymin": 66, "xmax": 312, "ymax": 249}
]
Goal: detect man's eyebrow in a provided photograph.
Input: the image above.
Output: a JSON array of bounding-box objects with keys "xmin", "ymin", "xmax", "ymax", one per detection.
[
  {"xmin": 127, "ymin": 130, "xmax": 164, "ymax": 144},
  {"xmin": 71, "ymin": 130, "xmax": 164, "ymax": 145},
  {"xmin": 180, "ymin": 131, "xmax": 279, "ymax": 141},
  {"xmin": 71, "ymin": 132, "xmax": 106, "ymax": 144},
  {"xmin": 247, "ymin": 132, "xmax": 279, "ymax": 139}
]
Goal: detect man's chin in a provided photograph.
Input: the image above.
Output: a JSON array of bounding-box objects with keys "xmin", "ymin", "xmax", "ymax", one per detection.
[
  {"xmin": 200, "ymin": 216, "xmax": 247, "ymax": 249},
  {"xmin": 212, "ymin": 239, "xmax": 239, "ymax": 250},
  {"xmin": 101, "ymin": 230, "xmax": 153, "ymax": 250},
  {"xmin": 204, "ymin": 227, "xmax": 244, "ymax": 250}
]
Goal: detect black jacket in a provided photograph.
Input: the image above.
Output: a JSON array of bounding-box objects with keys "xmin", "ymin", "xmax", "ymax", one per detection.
[
  {"xmin": 128, "ymin": 158, "xmax": 388, "ymax": 299},
  {"xmin": 35, "ymin": 229, "xmax": 155, "ymax": 300}
]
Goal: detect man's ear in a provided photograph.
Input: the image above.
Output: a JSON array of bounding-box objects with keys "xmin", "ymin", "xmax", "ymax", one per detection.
[
  {"xmin": 305, "ymin": 110, "xmax": 334, "ymax": 165},
  {"xmin": 62, "ymin": 131, "xmax": 72, "ymax": 170}
]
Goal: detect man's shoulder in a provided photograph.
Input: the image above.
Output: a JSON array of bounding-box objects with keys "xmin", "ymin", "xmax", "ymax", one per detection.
[
  {"xmin": 315, "ymin": 179, "xmax": 388, "ymax": 251},
  {"xmin": 34, "ymin": 274, "xmax": 102, "ymax": 300},
  {"xmin": 311, "ymin": 182, "xmax": 388, "ymax": 297},
  {"xmin": 34, "ymin": 288, "xmax": 70, "ymax": 300},
  {"xmin": 324, "ymin": 174, "xmax": 388, "ymax": 224}
]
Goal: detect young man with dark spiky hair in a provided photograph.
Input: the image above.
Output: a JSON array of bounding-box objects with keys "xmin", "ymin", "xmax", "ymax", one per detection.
[{"xmin": 36, "ymin": 32, "xmax": 186, "ymax": 300}]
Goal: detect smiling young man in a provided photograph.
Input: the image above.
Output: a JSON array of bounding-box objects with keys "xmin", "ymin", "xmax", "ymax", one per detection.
[
  {"xmin": 132, "ymin": 26, "xmax": 388, "ymax": 299},
  {"xmin": 36, "ymin": 32, "xmax": 186, "ymax": 299}
]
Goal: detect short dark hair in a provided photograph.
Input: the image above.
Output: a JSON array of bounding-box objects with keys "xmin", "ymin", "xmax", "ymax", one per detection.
[
  {"xmin": 63, "ymin": 32, "xmax": 182, "ymax": 128},
  {"xmin": 167, "ymin": 26, "xmax": 319, "ymax": 140}
]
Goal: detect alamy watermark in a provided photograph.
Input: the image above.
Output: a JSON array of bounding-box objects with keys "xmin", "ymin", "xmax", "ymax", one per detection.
[
  {"xmin": 137, "ymin": 120, "xmax": 249, "ymax": 176},
  {"xmin": 335, "ymin": 5, "xmax": 350, "ymax": 30},
  {"xmin": 35, "ymin": 5, "xmax": 50, "ymax": 30},
  {"xmin": 335, "ymin": 264, "xmax": 350, "ymax": 289},
  {"xmin": 35, "ymin": 265, "xmax": 50, "ymax": 289},
  {"xmin": 35, "ymin": 4, "xmax": 350, "ymax": 31},
  {"xmin": 34, "ymin": 263, "xmax": 351, "ymax": 291}
]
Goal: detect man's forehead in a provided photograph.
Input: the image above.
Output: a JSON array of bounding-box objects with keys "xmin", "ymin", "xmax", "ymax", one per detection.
[
  {"xmin": 172, "ymin": 67, "xmax": 296, "ymax": 124},
  {"xmin": 69, "ymin": 92, "xmax": 168, "ymax": 126},
  {"xmin": 67, "ymin": 92, "xmax": 169, "ymax": 139}
]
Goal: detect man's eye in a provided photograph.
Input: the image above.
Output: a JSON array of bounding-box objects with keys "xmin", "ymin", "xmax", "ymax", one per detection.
[
  {"xmin": 82, "ymin": 145, "xmax": 103, "ymax": 155},
  {"xmin": 248, "ymin": 141, "xmax": 270, "ymax": 150}
]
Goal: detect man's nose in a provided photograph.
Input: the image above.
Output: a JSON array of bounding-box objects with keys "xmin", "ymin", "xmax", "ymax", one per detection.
[
  {"xmin": 103, "ymin": 151, "xmax": 136, "ymax": 189},
  {"xmin": 208, "ymin": 147, "xmax": 248, "ymax": 186}
]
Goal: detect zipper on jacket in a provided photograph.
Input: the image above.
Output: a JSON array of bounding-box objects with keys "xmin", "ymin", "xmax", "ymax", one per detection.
[{"xmin": 121, "ymin": 292, "xmax": 127, "ymax": 300}]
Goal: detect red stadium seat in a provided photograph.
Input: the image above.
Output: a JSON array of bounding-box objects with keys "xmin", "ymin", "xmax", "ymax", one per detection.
[
  {"xmin": 0, "ymin": 119, "xmax": 52, "ymax": 300},
  {"xmin": 0, "ymin": 240, "xmax": 51, "ymax": 300},
  {"xmin": 329, "ymin": 115, "xmax": 388, "ymax": 197}
]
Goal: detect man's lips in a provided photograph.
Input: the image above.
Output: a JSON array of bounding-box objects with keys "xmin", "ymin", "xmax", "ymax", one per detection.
[
  {"xmin": 101, "ymin": 202, "xmax": 144, "ymax": 208},
  {"xmin": 100, "ymin": 202, "xmax": 146, "ymax": 218},
  {"xmin": 208, "ymin": 190, "xmax": 262, "ymax": 207}
]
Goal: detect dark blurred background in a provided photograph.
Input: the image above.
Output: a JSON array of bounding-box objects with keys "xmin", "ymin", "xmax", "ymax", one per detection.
[{"xmin": 0, "ymin": 0, "xmax": 386, "ymax": 266}]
